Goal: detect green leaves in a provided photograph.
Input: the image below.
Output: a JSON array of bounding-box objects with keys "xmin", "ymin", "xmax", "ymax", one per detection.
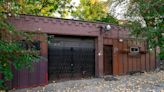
[
  {"xmin": 0, "ymin": 0, "xmax": 72, "ymax": 17},
  {"xmin": 99, "ymin": 14, "xmax": 118, "ymax": 24},
  {"xmin": 0, "ymin": 0, "xmax": 73, "ymax": 90},
  {"xmin": 0, "ymin": 40, "xmax": 39, "ymax": 89},
  {"xmin": 121, "ymin": 0, "xmax": 164, "ymax": 59},
  {"xmin": 72, "ymin": 0, "xmax": 107, "ymax": 21},
  {"xmin": 72, "ymin": 0, "xmax": 118, "ymax": 24}
]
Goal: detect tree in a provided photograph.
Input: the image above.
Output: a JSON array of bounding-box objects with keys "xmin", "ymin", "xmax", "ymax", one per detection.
[
  {"xmin": 72, "ymin": 0, "xmax": 118, "ymax": 24},
  {"xmin": 112, "ymin": 0, "xmax": 163, "ymax": 59},
  {"xmin": 0, "ymin": 0, "xmax": 72, "ymax": 90}
]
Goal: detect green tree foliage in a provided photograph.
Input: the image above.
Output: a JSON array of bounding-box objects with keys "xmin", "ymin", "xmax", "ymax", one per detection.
[
  {"xmin": 100, "ymin": 14, "xmax": 118, "ymax": 24},
  {"xmin": 0, "ymin": 0, "xmax": 72, "ymax": 16},
  {"xmin": 0, "ymin": 0, "xmax": 71, "ymax": 90},
  {"xmin": 72, "ymin": 0, "xmax": 118, "ymax": 24},
  {"xmin": 117, "ymin": 0, "xmax": 163, "ymax": 59},
  {"xmin": 72, "ymin": 0, "xmax": 107, "ymax": 21}
]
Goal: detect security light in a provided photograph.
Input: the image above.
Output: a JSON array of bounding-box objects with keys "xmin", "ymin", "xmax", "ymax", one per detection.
[
  {"xmin": 119, "ymin": 38, "xmax": 123, "ymax": 42},
  {"xmin": 105, "ymin": 24, "xmax": 111, "ymax": 31},
  {"xmin": 97, "ymin": 24, "xmax": 111, "ymax": 33}
]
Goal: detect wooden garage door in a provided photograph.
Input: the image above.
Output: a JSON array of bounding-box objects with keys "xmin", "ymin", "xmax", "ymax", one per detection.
[{"xmin": 48, "ymin": 36, "xmax": 95, "ymax": 81}]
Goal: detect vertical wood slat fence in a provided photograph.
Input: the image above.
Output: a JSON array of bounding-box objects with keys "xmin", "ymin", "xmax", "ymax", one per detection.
[
  {"xmin": 11, "ymin": 60, "xmax": 47, "ymax": 89},
  {"xmin": 104, "ymin": 38, "xmax": 157, "ymax": 75}
]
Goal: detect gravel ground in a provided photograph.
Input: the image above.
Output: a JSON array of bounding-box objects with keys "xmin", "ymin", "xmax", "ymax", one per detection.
[{"xmin": 11, "ymin": 71, "xmax": 164, "ymax": 92}]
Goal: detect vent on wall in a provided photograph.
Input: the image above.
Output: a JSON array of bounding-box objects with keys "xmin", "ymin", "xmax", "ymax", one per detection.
[
  {"xmin": 129, "ymin": 47, "xmax": 140, "ymax": 57},
  {"xmin": 130, "ymin": 47, "xmax": 140, "ymax": 53}
]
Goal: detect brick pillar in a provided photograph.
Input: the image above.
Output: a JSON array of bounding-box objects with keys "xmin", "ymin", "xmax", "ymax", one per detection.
[{"xmin": 96, "ymin": 35, "xmax": 104, "ymax": 77}]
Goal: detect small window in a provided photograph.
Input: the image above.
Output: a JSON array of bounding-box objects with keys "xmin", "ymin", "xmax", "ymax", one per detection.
[
  {"xmin": 18, "ymin": 40, "xmax": 40, "ymax": 50},
  {"xmin": 130, "ymin": 47, "xmax": 140, "ymax": 53},
  {"xmin": 32, "ymin": 41, "xmax": 40, "ymax": 50}
]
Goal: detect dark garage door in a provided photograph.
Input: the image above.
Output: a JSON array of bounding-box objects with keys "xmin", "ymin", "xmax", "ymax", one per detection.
[{"xmin": 48, "ymin": 36, "xmax": 95, "ymax": 81}]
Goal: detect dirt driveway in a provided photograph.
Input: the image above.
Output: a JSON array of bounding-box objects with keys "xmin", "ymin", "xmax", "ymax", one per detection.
[{"xmin": 11, "ymin": 71, "xmax": 164, "ymax": 92}]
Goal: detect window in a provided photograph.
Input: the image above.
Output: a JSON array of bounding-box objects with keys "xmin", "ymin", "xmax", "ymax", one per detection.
[
  {"xmin": 130, "ymin": 47, "xmax": 140, "ymax": 53},
  {"xmin": 18, "ymin": 40, "xmax": 40, "ymax": 50},
  {"xmin": 32, "ymin": 41, "xmax": 40, "ymax": 50}
]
